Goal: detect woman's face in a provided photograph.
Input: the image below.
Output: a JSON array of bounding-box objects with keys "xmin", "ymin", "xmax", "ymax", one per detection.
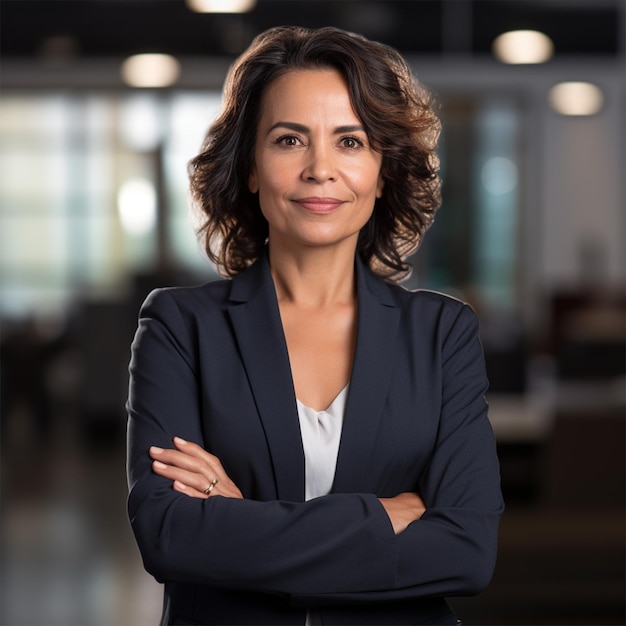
[{"xmin": 249, "ymin": 68, "xmax": 384, "ymax": 253}]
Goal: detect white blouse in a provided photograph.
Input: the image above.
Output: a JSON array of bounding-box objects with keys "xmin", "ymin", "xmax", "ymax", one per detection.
[
  {"xmin": 296, "ymin": 384, "xmax": 349, "ymax": 625},
  {"xmin": 296, "ymin": 384, "xmax": 349, "ymax": 501}
]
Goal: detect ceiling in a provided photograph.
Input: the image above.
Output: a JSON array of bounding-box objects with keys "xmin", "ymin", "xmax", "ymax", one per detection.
[{"xmin": 1, "ymin": 0, "xmax": 623, "ymax": 61}]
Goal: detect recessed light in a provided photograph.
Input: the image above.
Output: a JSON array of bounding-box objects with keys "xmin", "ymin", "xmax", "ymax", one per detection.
[
  {"xmin": 120, "ymin": 54, "xmax": 180, "ymax": 88},
  {"xmin": 548, "ymin": 82, "xmax": 604, "ymax": 116},
  {"xmin": 186, "ymin": 0, "xmax": 256, "ymax": 13},
  {"xmin": 493, "ymin": 30, "xmax": 554, "ymax": 64}
]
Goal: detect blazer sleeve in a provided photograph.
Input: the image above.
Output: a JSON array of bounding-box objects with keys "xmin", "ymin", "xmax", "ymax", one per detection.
[
  {"xmin": 292, "ymin": 303, "xmax": 504, "ymax": 607},
  {"xmin": 126, "ymin": 289, "xmax": 397, "ymax": 596},
  {"xmin": 406, "ymin": 304, "xmax": 504, "ymax": 592},
  {"xmin": 127, "ymin": 289, "xmax": 502, "ymax": 602}
]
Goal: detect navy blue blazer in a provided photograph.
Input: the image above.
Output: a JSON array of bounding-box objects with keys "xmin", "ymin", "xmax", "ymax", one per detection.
[{"xmin": 126, "ymin": 252, "xmax": 504, "ymax": 625}]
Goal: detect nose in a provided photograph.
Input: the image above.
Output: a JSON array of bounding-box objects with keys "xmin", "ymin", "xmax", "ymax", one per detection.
[{"xmin": 302, "ymin": 142, "xmax": 337, "ymax": 183}]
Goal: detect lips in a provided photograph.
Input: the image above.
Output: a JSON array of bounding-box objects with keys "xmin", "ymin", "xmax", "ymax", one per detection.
[{"xmin": 294, "ymin": 197, "xmax": 345, "ymax": 214}]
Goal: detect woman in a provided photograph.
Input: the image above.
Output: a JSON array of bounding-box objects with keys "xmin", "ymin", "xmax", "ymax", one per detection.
[{"xmin": 127, "ymin": 25, "xmax": 503, "ymax": 626}]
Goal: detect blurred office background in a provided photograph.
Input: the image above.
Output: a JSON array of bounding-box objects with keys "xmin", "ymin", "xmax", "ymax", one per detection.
[{"xmin": 0, "ymin": 1, "xmax": 624, "ymax": 624}]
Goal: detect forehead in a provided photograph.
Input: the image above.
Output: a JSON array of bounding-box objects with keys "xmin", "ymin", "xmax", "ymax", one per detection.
[{"xmin": 257, "ymin": 68, "xmax": 360, "ymax": 125}]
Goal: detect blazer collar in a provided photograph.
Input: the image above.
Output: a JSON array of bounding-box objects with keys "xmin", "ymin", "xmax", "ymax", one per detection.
[{"xmin": 227, "ymin": 251, "xmax": 401, "ymax": 500}]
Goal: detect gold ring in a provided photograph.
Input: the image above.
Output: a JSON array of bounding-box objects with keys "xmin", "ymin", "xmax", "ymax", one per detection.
[{"xmin": 203, "ymin": 478, "xmax": 219, "ymax": 495}]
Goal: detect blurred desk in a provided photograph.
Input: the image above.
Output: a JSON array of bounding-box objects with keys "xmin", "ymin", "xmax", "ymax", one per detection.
[
  {"xmin": 488, "ymin": 393, "xmax": 553, "ymax": 503},
  {"xmin": 488, "ymin": 378, "xmax": 626, "ymax": 507},
  {"xmin": 489, "ymin": 375, "xmax": 625, "ymax": 442},
  {"xmin": 488, "ymin": 393, "xmax": 552, "ymax": 443}
]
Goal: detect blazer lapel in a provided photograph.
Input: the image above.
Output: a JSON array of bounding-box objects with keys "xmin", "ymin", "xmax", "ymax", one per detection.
[
  {"xmin": 226, "ymin": 253, "xmax": 401, "ymax": 499},
  {"xmin": 332, "ymin": 259, "xmax": 401, "ymax": 493},
  {"xmin": 227, "ymin": 254, "xmax": 305, "ymax": 502}
]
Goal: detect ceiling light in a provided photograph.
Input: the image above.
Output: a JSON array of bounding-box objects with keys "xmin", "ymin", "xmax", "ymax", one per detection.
[
  {"xmin": 186, "ymin": 0, "xmax": 256, "ymax": 13},
  {"xmin": 120, "ymin": 54, "xmax": 180, "ymax": 88},
  {"xmin": 492, "ymin": 30, "xmax": 554, "ymax": 64},
  {"xmin": 548, "ymin": 82, "xmax": 604, "ymax": 116}
]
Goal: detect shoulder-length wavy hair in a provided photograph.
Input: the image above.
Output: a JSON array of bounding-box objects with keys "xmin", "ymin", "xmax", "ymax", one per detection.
[{"xmin": 189, "ymin": 25, "xmax": 441, "ymax": 281}]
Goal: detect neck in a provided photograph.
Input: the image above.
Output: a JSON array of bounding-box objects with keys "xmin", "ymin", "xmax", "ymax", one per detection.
[{"xmin": 268, "ymin": 240, "xmax": 358, "ymax": 307}]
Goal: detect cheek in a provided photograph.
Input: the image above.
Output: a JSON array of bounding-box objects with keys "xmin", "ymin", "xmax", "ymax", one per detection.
[
  {"xmin": 354, "ymin": 155, "xmax": 383, "ymax": 193},
  {"xmin": 356, "ymin": 165, "xmax": 384, "ymax": 200},
  {"xmin": 256, "ymin": 171, "xmax": 288, "ymax": 221},
  {"xmin": 255, "ymin": 159, "xmax": 289, "ymax": 194}
]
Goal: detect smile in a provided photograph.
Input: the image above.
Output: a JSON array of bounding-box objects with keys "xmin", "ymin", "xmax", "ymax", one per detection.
[{"xmin": 293, "ymin": 197, "xmax": 345, "ymax": 214}]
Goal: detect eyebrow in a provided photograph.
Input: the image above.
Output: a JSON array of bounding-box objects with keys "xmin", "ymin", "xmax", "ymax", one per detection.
[{"xmin": 267, "ymin": 122, "xmax": 366, "ymax": 135}]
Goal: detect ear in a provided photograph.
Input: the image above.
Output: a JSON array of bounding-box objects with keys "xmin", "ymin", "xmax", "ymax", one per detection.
[
  {"xmin": 376, "ymin": 174, "xmax": 384, "ymax": 198},
  {"xmin": 248, "ymin": 166, "xmax": 259, "ymax": 194}
]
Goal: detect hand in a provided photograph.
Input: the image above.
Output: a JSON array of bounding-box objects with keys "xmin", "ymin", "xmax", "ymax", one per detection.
[
  {"xmin": 150, "ymin": 437, "xmax": 244, "ymax": 500},
  {"xmin": 378, "ymin": 492, "xmax": 426, "ymax": 535}
]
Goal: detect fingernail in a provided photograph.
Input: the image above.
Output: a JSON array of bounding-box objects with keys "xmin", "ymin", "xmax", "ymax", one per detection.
[
  {"xmin": 150, "ymin": 446, "xmax": 164, "ymax": 454},
  {"xmin": 173, "ymin": 436, "xmax": 187, "ymax": 445},
  {"xmin": 174, "ymin": 480, "xmax": 187, "ymax": 490},
  {"xmin": 153, "ymin": 460, "xmax": 167, "ymax": 470}
]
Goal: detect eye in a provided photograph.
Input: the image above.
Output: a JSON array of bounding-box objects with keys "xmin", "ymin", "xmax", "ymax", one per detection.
[
  {"xmin": 340, "ymin": 136, "xmax": 364, "ymax": 150},
  {"xmin": 276, "ymin": 135, "xmax": 303, "ymax": 147}
]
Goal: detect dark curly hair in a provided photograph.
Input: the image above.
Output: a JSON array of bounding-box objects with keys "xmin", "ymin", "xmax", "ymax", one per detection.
[{"xmin": 189, "ymin": 25, "xmax": 441, "ymax": 281}]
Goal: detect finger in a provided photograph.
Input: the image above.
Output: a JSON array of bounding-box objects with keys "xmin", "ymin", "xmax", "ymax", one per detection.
[
  {"xmin": 172, "ymin": 476, "xmax": 244, "ymax": 500},
  {"xmin": 150, "ymin": 442, "xmax": 244, "ymax": 499},
  {"xmin": 150, "ymin": 446, "xmax": 221, "ymax": 477},
  {"xmin": 152, "ymin": 459, "xmax": 242, "ymax": 498},
  {"xmin": 172, "ymin": 437, "xmax": 227, "ymax": 472},
  {"xmin": 173, "ymin": 480, "xmax": 211, "ymax": 499},
  {"xmin": 152, "ymin": 459, "xmax": 216, "ymax": 494}
]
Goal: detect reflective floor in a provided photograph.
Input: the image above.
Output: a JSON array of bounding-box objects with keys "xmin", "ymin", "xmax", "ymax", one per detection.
[{"xmin": 2, "ymin": 410, "xmax": 162, "ymax": 626}]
